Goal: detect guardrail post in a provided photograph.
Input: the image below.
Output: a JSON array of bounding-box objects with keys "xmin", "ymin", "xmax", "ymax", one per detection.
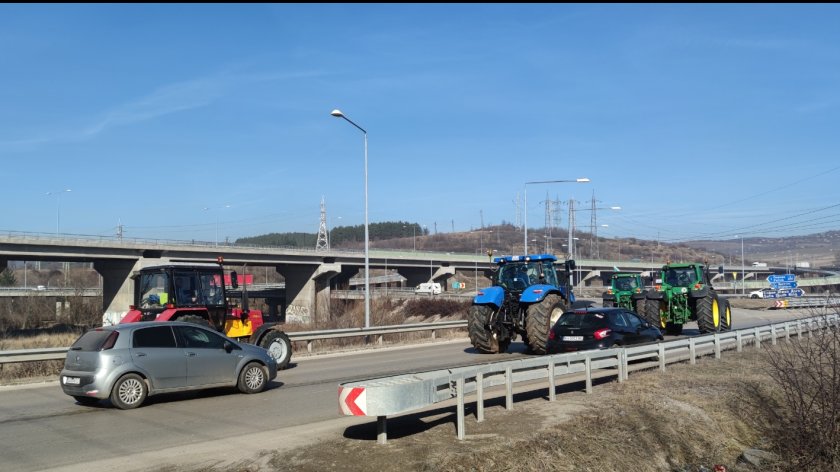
[
  {"xmin": 689, "ymin": 338, "xmax": 696, "ymax": 364},
  {"xmin": 736, "ymin": 331, "xmax": 742, "ymax": 352},
  {"xmin": 714, "ymin": 333, "xmax": 721, "ymax": 359},
  {"xmin": 796, "ymin": 320, "xmax": 802, "ymax": 339},
  {"xmin": 431, "ymin": 329, "xmax": 436, "ymax": 340},
  {"xmin": 377, "ymin": 416, "xmax": 388, "ymax": 445},
  {"xmin": 771, "ymin": 324, "xmax": 777, "ymax": 346},
  {"xmin": 548, "ymin": 361, "xmax": 556, "ymax": 402},
  {"xmin": 585, "ymin": 357, "xmax": 592, "ymax": 394},
  {"xmin": 658, "ymin": 344, "xmax": 666, "ymax": 372},
  {"xmin": 456, "ymin": 377, "xmax": 465, "ymax": 440},
  {"xmin": 476, "ymin": 372, "xmax": 484, "ymax": 422},
  {"xmin": 808, "ymin": 320, "xmax": 815, "ymax": 338},
  {"xmin": 754, "ymin": 327, "xmax": 761, "ymax": 350},
  {"xmin": 784, "ymin": 322, "xmax": 790, "ymax": 342},
  {"xmin": 505, "ymin": 367, "xmax": 513, "ymax": 410},
  {"xmin": 307, "ymin": 340, "xmax": 313, "ymax": 354},
  {"xmin": 616, "ymin": 350, "xmax": 627, "ymax": 382},
  {"xmin": 378, "ymin": 334, "xmax": 383, "ymax": 345}
]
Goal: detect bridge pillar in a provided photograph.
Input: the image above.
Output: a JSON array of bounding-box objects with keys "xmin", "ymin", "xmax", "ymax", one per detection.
[
  {"xmin": 94, "ymin": 259, "xmax": 142, "ymax": 325},
  {"xmin": 277, "ymin": 263, "xmax": 341, "ymax": 325}
]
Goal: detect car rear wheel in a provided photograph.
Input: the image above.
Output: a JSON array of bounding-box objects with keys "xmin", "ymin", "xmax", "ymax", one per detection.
[
  {"xmin": 110, "ymin": 373, "xmax": 147, "ymax": 410},
  {"xmin": 238, "ymin": 362, "xmax": 268, "ymax": 394}
]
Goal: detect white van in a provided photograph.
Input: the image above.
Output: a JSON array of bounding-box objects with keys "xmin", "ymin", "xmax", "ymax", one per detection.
[{"xmin": 414, "ymin": 282, "xmax": 442, "ymax": 295}]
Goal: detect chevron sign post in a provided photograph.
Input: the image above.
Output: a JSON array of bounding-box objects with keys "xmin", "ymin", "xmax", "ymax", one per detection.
[{"xmin": 338, "ymin": 386, "xmax": 367, "ymax": 416}]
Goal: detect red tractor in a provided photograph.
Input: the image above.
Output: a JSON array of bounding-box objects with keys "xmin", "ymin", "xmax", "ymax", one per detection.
[{"xmin": 119, "ymin": 261, "xmax": 292, "ymax": 369}]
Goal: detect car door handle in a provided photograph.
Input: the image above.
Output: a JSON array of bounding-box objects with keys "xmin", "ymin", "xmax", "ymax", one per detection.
[
  {"xmin": 186, "ymin": 352, "xmax": 196, "ymax": 357},
  {"xmin": 136, "ymin": 352, "xmax": 146, "ymax": 357}
]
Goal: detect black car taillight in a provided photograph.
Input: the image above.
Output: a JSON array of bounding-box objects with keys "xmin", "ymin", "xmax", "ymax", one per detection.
[
  {"xmin": 100, "ymin": 331, "xmax": 119, "ymax": 351},
  {"xmin": 593, "ymin": 328, "xmax": 611, "ymax": 340},
  {"xmin": 548, "ymin": 330, "xmax": 556, "ymax": 341}
]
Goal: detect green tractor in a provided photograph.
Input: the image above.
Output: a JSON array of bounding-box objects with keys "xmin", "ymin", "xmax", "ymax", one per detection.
[
  {"xmin": 602, "ymin": 273, "xmax": 646, "ymax": 314},
  {"xmin": 643, "ymin": 262, "xmax": 732, "ymax": 335}
]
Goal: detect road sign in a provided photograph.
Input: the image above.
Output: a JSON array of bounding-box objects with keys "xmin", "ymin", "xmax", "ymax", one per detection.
[
  {"xmin": 776, "ymin": 288, "xmax": 805, "ymax": 298},
  {"xmin": 770, "ymin": 281, "xmax": 798, "ymax": 290},
  {"xmin": 767, "ymin": 274, "xmax": 795, "ymax": 284}
]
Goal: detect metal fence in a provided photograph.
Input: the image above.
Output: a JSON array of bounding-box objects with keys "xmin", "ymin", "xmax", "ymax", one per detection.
[
  {"xmin": 0, "ymin": 320, "xmax": 468, "ymax": 365},
  {"xmin": 337, "ymin": 314, "xmax": 839, "ymax": 444}
]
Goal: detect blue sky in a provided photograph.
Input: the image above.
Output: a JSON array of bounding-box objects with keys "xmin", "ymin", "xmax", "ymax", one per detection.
[{"xmin": 2, "ymin": 4, "xmax": 840, "ymax": 245}]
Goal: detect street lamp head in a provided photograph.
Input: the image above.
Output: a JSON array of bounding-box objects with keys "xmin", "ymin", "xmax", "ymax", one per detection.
[
  {"xmin": 576, "ymin": 178, "xmax": 591, "ymax": 183},
  {"xmin": 330, "ymin": 109, "xmax": 344, "ymax": 118},
  {"xmin": 610, "ymin": 206, "xmax": 621, "ymax": 210}
]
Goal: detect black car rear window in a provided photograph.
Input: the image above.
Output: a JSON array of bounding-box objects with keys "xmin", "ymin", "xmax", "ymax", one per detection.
[
  {"xmin": 70, "ymin": 330, "xmax": 119, "ymax": 351},
  {"xmin": 556, "ymin": 312, "xmax": 610, "ymax": 328},
  {"xmin": 133, "ymin": 326, "xmax": 177, "ymax": 348}
]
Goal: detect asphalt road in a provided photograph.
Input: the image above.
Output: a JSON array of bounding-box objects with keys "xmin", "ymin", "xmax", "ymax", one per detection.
[{"xmin": 0, "ymin": 307, "xmax": 815, "ymax": 472}]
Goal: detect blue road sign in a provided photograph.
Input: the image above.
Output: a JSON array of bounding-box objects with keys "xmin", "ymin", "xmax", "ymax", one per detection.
[
  {"xmin": 770, "ymin": 281, "xmax": 798, "ymax": 290},
  {"xmin": 776, "ymin": 288, "xmax": 805, "ymax": 298},
  {"xmin": 767, "ymin": 274, "xmax": 795, "ymax": 283}
]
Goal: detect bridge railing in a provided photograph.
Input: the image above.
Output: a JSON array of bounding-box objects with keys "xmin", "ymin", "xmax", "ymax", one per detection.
[{"xmin": 0, "ymin": 320, "xmax": 469, "ymax": 365}]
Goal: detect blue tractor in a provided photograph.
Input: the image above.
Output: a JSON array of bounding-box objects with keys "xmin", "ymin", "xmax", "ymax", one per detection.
[{"xmin": 469, "ymin": 254, "xmax": 576, "ymax": 354}]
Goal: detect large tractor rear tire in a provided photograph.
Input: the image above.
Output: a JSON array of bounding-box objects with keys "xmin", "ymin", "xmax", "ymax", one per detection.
[
  {"xmin": 696, "ymin": 295, "xmax": 721, "ymax": 333},
  {"xmin": 525, "ymin": 294, "xmax": 568, "ymax": 355},
  {"xmin": 720, "ymin": 299, "xmax": 732, "ymax": 331},
  {"xmin": 468, "ymin": 305, "xmax": 505, "ymax": 353},
  {"xmin": 642, "ymin": 298, "xmax": 662, "ymax": 328},
  {"xmin": 633, "ymin": 298, "xmax": 646, "ymax": 315}
]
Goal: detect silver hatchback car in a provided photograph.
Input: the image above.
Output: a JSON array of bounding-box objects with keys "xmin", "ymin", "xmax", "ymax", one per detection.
[{"xmin": 60, "ymin": 321, "xmax": 278, "ymax": 409}]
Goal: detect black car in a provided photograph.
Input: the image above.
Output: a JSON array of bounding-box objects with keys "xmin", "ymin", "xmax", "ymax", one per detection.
[{"xmin": 547, "ymin": 307, "xmax": 663, "ymax": 353}]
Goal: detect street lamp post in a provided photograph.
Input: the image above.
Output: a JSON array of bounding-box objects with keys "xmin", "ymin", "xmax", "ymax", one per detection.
[
  {"xmin": 736, "ymin": 235, "xmax": 745, "ymax": 295},
  {"xmin": 46, "ymin": 189, "xmax": 72, "ymax": 233},
  {"xmin": 331, "ymin": 109, "xmax": 370, "ymax": 329},
  {"xmin": 524, "ymin": 179, "xmax": 589, "ymax": 254}
]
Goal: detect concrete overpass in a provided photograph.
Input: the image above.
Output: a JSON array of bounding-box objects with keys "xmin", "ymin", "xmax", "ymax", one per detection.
[{"xmin": 1, "ymin": 232, "xmax": 837, "ymax": 322}]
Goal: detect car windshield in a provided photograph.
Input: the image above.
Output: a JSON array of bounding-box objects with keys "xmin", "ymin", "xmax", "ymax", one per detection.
[
  {"xmin": 664, "ymin": 267, "xmax": 696, "ymax": 287},
  {"xmin": 614, "ymin": 277, "xmax": 638, "ymax": 291},
  {"xmin": 556, "ymin": 312, "xmax": 609, "ymax": 329}
]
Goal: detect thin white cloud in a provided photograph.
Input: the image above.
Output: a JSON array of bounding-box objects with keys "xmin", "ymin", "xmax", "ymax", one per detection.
[{"xmin": 0, "ymin": 69, "xmax": 324, "ymax": 150}]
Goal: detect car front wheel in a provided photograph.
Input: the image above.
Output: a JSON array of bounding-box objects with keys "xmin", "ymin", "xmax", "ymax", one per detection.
[{"xmin": 238, "ymin": 362, "xmax": 268, "ymax": 394}]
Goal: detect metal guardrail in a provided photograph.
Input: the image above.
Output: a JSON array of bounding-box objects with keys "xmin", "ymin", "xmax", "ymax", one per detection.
[
  {"xmin": 0, "ymin": 320, "xmax": 468, "ymax": 365},
  {"xmin": 337, "ymin": 314, "xmax": 839, "ymax": 444},
  {"xmin": 770, "ymin": 296, "xmax": 840, "ymax": 309}
]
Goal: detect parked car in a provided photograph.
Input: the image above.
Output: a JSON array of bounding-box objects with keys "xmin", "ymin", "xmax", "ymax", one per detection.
[
  {"xmin": 60, "ymin": 321, "xmax": 277, "ymax": 409},
  {"xmin": 547, "ymin": 307, "xmax": 663, "ymax": 353},
  {"xmin": 749, "ymin": 288, "xmax": 776, "ymax": 299}
]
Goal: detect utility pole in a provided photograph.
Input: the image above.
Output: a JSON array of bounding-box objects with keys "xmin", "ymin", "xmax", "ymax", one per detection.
[{"xmin": 315, "ymin": 196, "xmax": 329, "ymax": 251}]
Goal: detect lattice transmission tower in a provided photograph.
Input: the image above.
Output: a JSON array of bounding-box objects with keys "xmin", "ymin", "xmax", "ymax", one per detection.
[{"xmin": 315, "ymin": 196, "xmax": 329, "ymax": 251}]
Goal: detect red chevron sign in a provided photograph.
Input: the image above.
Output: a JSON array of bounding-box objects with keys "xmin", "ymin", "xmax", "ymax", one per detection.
[{"xmin": 338, "ymin": 386, "xmax": 367, "ymax": 416}]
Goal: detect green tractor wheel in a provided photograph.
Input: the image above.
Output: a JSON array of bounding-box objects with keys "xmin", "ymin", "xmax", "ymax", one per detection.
[
  {"xmin": 525, "ymin": 294, "xmax": 567, "ymax": 355},
  {"xmin": 468, "ymin": 305, "xmax": 506, "ymax": 353},
  {"xmin": 696, "ymin": 295, "xmax": 721, "ymax": 333},
  {"xmin": 720, "ymin": 299, "xmax": 732, "ymax": 331},
  {"xmin": 642, "ymin": 298, "xmax": 663, "ymax": 328}
]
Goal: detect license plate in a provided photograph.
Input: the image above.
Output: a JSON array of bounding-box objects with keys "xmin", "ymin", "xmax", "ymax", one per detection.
[
  {"xmin": 562, "ymin": 336, "xmax": 584, "ymax": 342},
  {"xmin": 63, "ymin": 376, "xmax": 80, "ymax": 385}
]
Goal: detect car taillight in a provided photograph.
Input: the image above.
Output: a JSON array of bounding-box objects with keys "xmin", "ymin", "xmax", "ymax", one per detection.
[
  {"xmin": 593, "ymin": 328, "xmax": 611, "ymax": 340},
  {"xmin": 548, "ymin": 330, "xmax": 556, "ymax": 340},
  {"xmin": 607, "ymin": 288, "xmax": 613, "ymax": 294},
  {"xmin": 100, "ymin": 331, "xmax": 119, "ymax": 351}
]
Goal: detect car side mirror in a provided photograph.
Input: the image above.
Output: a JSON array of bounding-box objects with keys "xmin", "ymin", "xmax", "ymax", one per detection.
[
  {"xmin": 642, "ymin": 322, "xmax": 651, "ymax": 328},
  {"xmin": 223, "ymin": 341, "xmax": 233, "ymax": 353}
]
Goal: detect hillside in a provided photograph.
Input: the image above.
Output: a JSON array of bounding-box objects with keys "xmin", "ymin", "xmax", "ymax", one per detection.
[{"xmin": 237, "ymin": 225, "xmax": 840, "ymax": 268}]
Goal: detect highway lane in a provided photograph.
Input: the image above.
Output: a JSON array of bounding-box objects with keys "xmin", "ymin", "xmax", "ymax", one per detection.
[{"xmin": 0, "ymin": 307, "xmax": 816, "ymax": 471}]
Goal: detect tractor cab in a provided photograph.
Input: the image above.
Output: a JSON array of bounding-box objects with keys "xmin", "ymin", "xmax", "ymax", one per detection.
[{"xmin": 132, "ymin": 263, "xmax": 230, "ymax": 327}]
